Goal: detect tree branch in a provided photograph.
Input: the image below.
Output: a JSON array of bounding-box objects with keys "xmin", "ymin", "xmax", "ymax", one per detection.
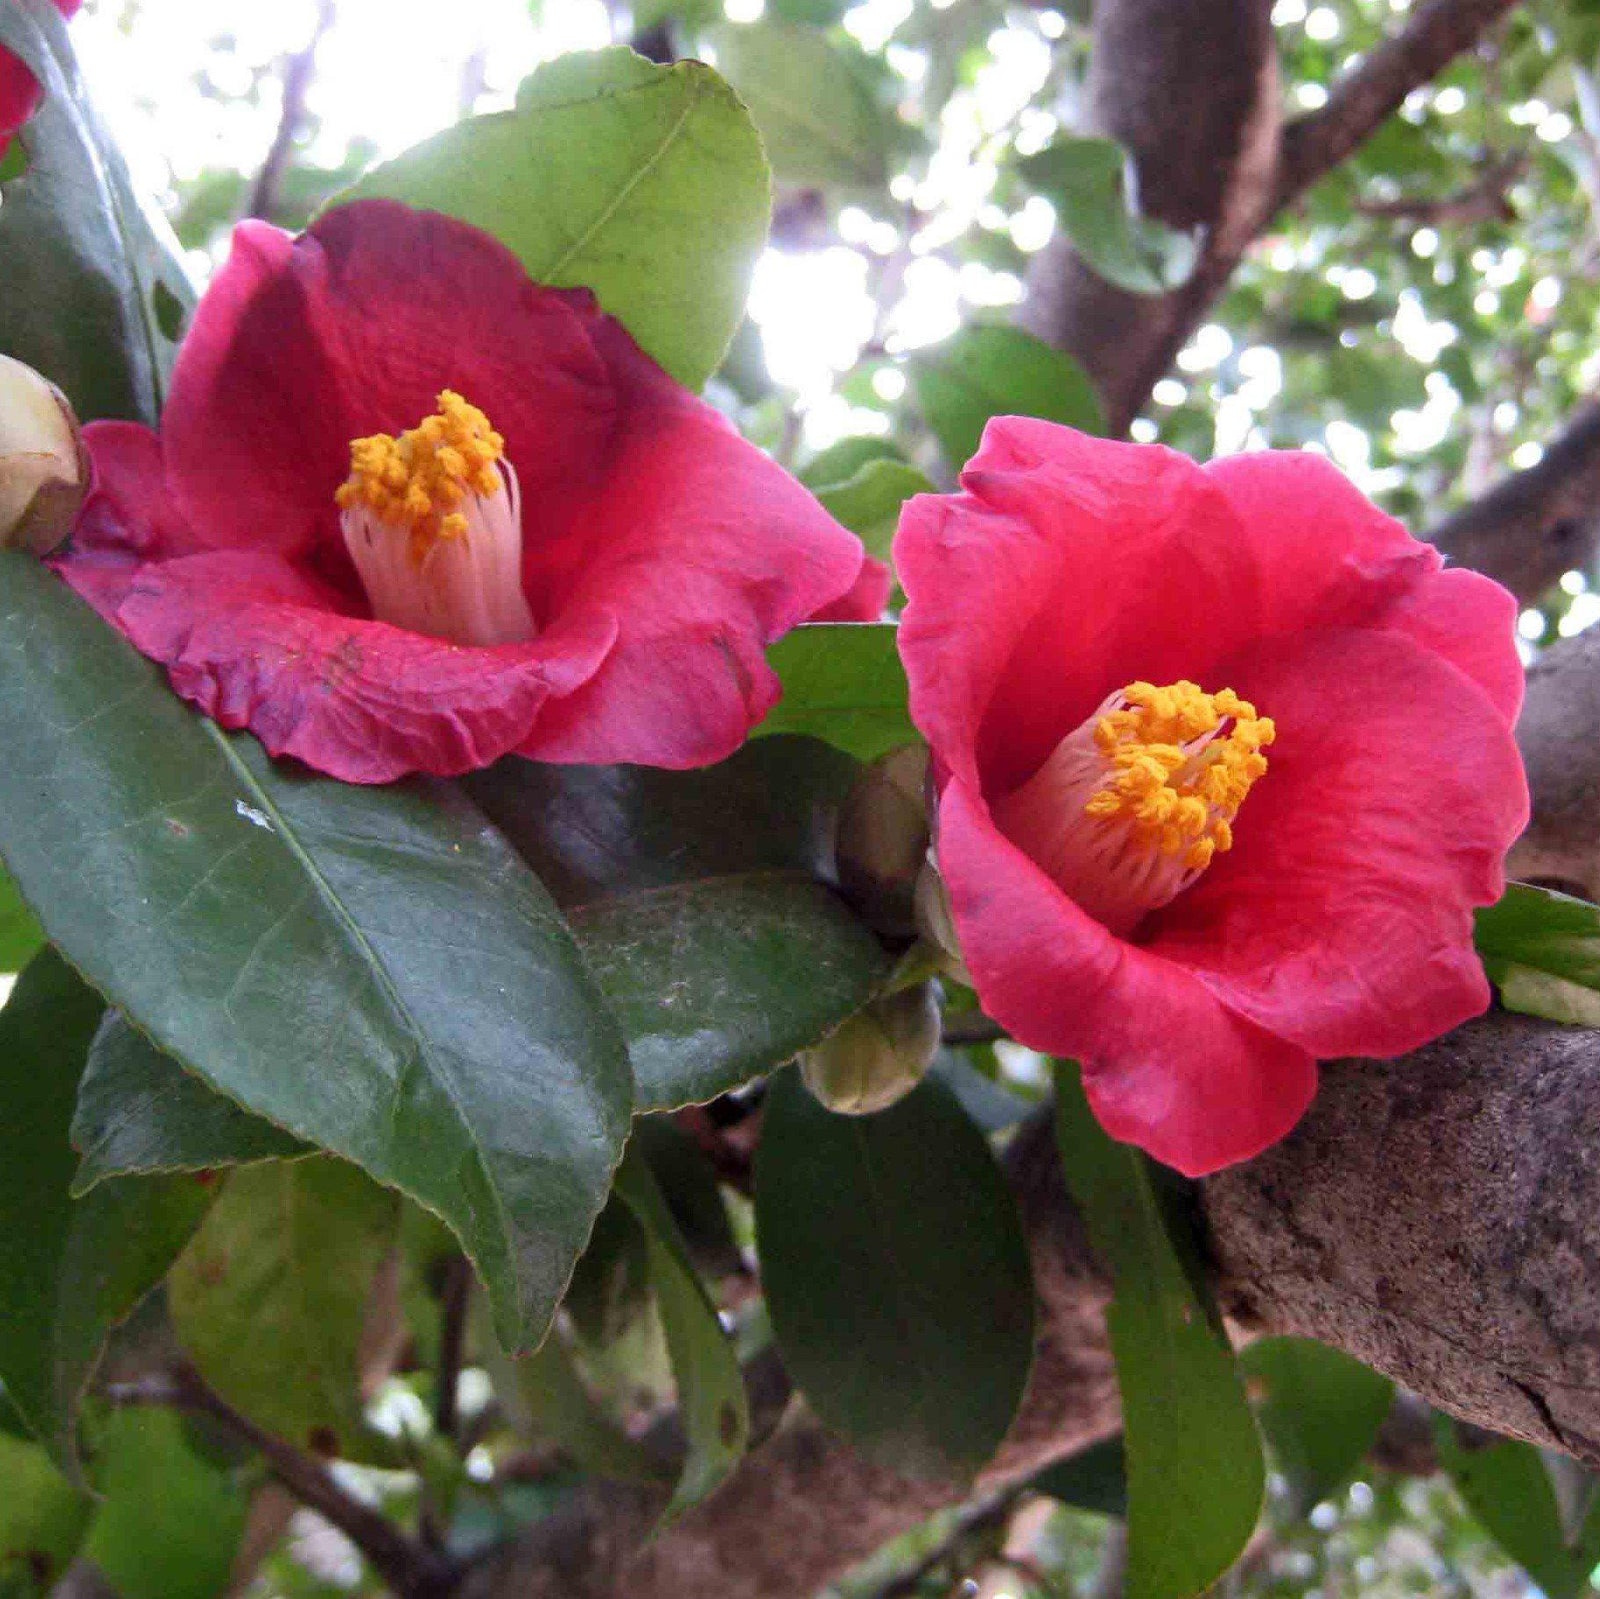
[
  {"xmin": 1274, "ymin": 0, "xmax": 1518, "ymax": 209},
  {"xmin": 1429, "ymin": 401, "xmax": 1600, "ymax": 605},
  {"xmin": 106, "ymin": 1368, "xmax": 457, "ymax": 1599},
  {"xmin": 246, "ymin": 0, "xmax": 335, "ymax": 223},
  {"xmin": 1021, "ymin": 0, "xmax": 1523, "ymax": 431}
]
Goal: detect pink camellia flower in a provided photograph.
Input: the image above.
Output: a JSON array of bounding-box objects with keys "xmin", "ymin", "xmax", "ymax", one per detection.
[
  {"xmin": 55, "ymin": 199, "xmax": 879, "ymax": 782},
  {"xmin": 897, "ymin": 418, "xmax": 1527, "ymax": 1176},
  {"xmin": 0, "ymin": 0, "xmax": 79, "ymax": 161}
]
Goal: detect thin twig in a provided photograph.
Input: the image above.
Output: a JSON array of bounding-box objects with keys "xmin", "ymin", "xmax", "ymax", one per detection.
[
  {"xmin": 433, "ymin": 1255, "xmax": 473, "ymax": 1444},
  {"xmin": 105, "ymin": 1369, "xmax": 457, "ymax": 1599},
  {"xmin": 247, "ymin": 0, "xmax": 336, "ymax": 222}
]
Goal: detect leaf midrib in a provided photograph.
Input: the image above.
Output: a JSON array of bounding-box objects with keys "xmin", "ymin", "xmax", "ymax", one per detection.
[{"xmin": 202, "ymin": 727, "xmax": 515, "ymax": 1294}]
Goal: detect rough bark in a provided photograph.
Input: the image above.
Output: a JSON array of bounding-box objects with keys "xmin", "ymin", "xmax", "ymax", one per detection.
[
  {"xmin": 1507, "ymin": 625, "xmax": 1600, "ymax": 901},
  {"xmin": 1431, "ymin": 403, "xmax": 1600, "ymax": 606},
  {"xmin": 1021, "ymin": 0, "xmax": 1522, "ymax": 432}
]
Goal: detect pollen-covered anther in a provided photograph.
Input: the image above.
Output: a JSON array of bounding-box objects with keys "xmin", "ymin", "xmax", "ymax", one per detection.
[
  {"xmin": 335, "ymin": 390, "xmax": 536, "ymax": 647},
  {"xmin": 994, "ymin": 679, "xmax": 1275, "ymax": 935}
]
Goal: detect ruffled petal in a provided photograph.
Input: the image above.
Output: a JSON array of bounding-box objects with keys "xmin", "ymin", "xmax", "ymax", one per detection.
[
  {"xmin": 937, "ymin": 778, "xmax": 1318, "ymax": 1175},
  {"xmin": 161, "ymin": 201, "xmax": 618, "ymax": 569},
  {"xmin": 56, "ymin": 547, "xmax": 616, "ymax": 784},
  {"xmin": 1146, "ymin": 625, "xmax": 1528, "ymax": 1059},
  {"xmin": 809, "ymin": 555, "xmax": 891, "ymax": 622},
  {"xmin": 897, "ymin": 418, "xmax": 1270, "ymax": 795},
  {"xmin": 513, "ymin": 319, "xmax": 872, "ymax": 767},
  {"xmin": 1202, "ymin": 449, "xmax": 1440, "ymax": 636},
  {"xmin": 1378, "ymin": 564, "xmax": 1524, "ymax": 728}
]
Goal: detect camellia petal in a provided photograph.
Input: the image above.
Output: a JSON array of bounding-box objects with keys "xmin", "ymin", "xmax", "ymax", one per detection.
[
  {"xmin": 52, "ymin": 200, "xmax": 872, "ymax": 780},
  {"xmin": 897, "ymin": 417, "xmax": 1527, "ymax": 1173}
]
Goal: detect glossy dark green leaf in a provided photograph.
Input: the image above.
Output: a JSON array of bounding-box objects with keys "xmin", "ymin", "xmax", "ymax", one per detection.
[
  {"xmin": 465, "ymin": 739, "xmax": 892, "ymax": 1110},
  {"xmin": 0, "ymin": 0, "xmax": 192, "ymax": 422},
  {"xmin": 1017, "ymin": 136, "xmax": 1199, "ymax": 296},
  {"xmin": 1240, "ymin": 1337, "xmax": 1394, "ymax": 1517},
  {"xmin": 909, "ymin": 324, "xmax": 1105, "ymax": 471},
  {"xmin": 169, "ymin": 1158, "xmax": 400, "ymax": 1459},
  {"xmin": 0, "ymin": 1432, "xmax": 90, "ymax": 1596},
  {"xmin": 756, "ymin": 1068, "xmax": 1034, "ymax": 1479},
  {"xmin": 1054, "ymin": 1063, "xmax": 1263, "ymax": 1599},
  {"xmin": 709, "ymin": 22, "xmax": 892, "ymax": 191},
  {"xmin": 71, "ymin": 1016, "xmax": 310, "ymax": 1192},
  {"xmin": 346, "ymin": 49, "xmax": 769, "ymax": 389},
  {"xmin": 82, "ymin": 1410, "xmax": 250, "ymax": 1599},
  {"xmin": 1475, "ymin": 881, "xmax": 1600, "ymax": 1027},
  {"xmin": 1435, "ymin": 1417, "xmax": 1600, "ymax": 1598},
  {"xmin": 0, "ymin": 950, "xmax": 213, "ymax": 1477},
  {"xmin": 1031, "ymin": 1436, "xmax": 1128, "ymax": 1518},
  {"xmin": 0, "ymin": 554, "xmax": 633, "ymax": 1354},
  {"xmin": 814, "ymin": 459, "xmax": 935, "ymax": 565},
  {"xmin": 614, "ymin": 1142, "xmax": 749, "ymax": 1519},
  {"xmin": 0, "ymin": 868, "xmax": 44, "ymax": 972},
  {"xmin": 757, "ymin": 624, "xmax": 917, "ymax": 762}
]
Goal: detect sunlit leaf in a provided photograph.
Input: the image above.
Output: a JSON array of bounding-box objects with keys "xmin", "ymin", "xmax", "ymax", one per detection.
[
  {"xmin": 346, "ymin": 48, "xmax": 769, "ymax": 389},
  {"xmin": 1475, "ymin": 881, "xmax": 1600, "ymax": 1027},
  {"xmin": 758, "ymin": 624, "xmax": 917, "ymax": 762}
]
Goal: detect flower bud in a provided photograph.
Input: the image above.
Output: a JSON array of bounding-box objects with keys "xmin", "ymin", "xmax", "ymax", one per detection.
[
  {"xmin": 0, "ymin": 354, "xmax": 87, "ymax": 556},
  {"xmin": 836, "ymin": 744, "xmax": 931, "ymax": 938},
  {"xmin": 799, "ymin": 981, "xmax": 941, "ymax": 1116},
  {"xmin": 914, "ymin": 851, "xmax": 972, "ymax": 986}
]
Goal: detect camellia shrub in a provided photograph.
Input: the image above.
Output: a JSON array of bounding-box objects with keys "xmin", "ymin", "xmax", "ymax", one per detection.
[{"xmin": 1, "ymin": 1, "xmax": 1598, "ymax": 1597}]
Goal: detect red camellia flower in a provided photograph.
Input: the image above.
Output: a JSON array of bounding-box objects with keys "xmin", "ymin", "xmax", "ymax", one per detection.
[
  {"xmin": 0, "ymin": 0, "xmax": 79, "ymax": 161},
  {"xmin": 55, "ymin": 199, "xmax": 880, "ymax": 782},
  {"xmin": 897, "ymin": 418, "xmax": 1527, "ymax": 1175}
]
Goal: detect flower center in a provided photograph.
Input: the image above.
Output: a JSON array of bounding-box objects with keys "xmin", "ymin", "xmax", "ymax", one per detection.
[
  {"xmin": 993, "ymin": 679, "xmax": 1275, "ymax": 935},
  {"xmin": 334, "ymin": 390, "xmax": 536, "ymax": 647}
]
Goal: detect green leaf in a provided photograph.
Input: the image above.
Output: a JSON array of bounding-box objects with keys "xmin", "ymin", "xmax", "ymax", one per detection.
[
  {"xmin": 709, "ymin": 22, "xmax": 892, "ymax": 191},
  {"xmin": 1017, "ymin": 136, "xmax": 1199, "ymax": 296},
  {"xmin": 1240, "ymin": 1336, "xmax": 1394, "ymax": 1517},
  {"xmin": 1053, "ymin": 1062, "xmax": 1263, "ymax": 1599},
  {"xmin": 511, "ymin": 1322, "xmax": 667, "ymax": 1485},
  {"xmin": 465, "ymin": 737, "xmax": 892, "ymax": 1111},
  {"xmin": 633, "ymin": 1114, "xmax": 743, "ymax": 1280},
  {"xmin": 82, "ymin": 1410, "xmax": 250, "ymax": 1599},
  {"xmin": 0, "ymin": 0, "xmax": 192, "ymax": 422},
  {"xmin": 1435, "ymin": 1417, "xmax": 1600, "ymax": 1599},
  {"xmin": 0, "ymin": 553, "xmax": 634, "ymax": 1355},
  {"xmin": 0, "ymin": 868, "xmax": 44, "ymax": 973},
  {"xmin": 755, "ymin": 1068, "xmax": 1034, "ymax": 1479},
  {"xmin": 71, "ymin": 1016, "xmax": 311, "ymax": 1192},
  {"xmin": 561, "ymin": 1194, "xmax": 654, "ymax": 1349},
  {"xmin": 757, "ymin": 624, "xmax": 917, "ymax": 762},
  {"xmin": 1031, "ymin": 1436, "xmax": 1128, "ymax": 1518},
  {"xmin": 909, "ymin": 324, "xmax": 1105, "ymax": 470},
  {"xmin": 0, "ymin": 950, "xmax": 214, "ymax": 1477},
  {"xmin": 814, "ymin": 459, "xmax": 935, "ymax": 564},
  {"xmin": 0, "ymin": 1433, "xmax": 90, "ymax": 1596},
  {"xmin": 800, "ymin": 436, "xmax": 908, "ymax": 489},
  {"xmin": 345, "ymin": 48, "xmax": 769, "ymax": 390},
  {"xmin": 169, "ymin": 1158, "xmax": 400, "ymax": 1458},
  {"xmin": 1475, "ymin": 881, "xmax": 1600, "ymax": 1027},
  {"xmin": 615, "ymin": 1142, "xmax": 749, "ymax": 1519}
]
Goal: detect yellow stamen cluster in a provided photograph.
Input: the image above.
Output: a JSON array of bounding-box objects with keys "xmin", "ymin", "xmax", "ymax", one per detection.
[
  {"xmin": 334, "ymin": 391, "xmax": 505, "ymax": 565},
  {"xmin": 1085, "ymin": 680, "xmax": 1275, "ymax": 872}
]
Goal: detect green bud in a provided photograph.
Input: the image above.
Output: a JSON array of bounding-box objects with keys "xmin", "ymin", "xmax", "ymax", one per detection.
[
  {"xmin": 799, "ymin": 981, "xmax": 941, "ymax": 1116},
  {"xmin": 914, "ymin": 852, "xmax": 972, "ymax": 986},
  {"xmin": 836, "ymin": 743, "xmax": 930, "ymax": 938},
  {"xmin": 0, "ymin": 354, "xmax": 86, "ymax": 557}
]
